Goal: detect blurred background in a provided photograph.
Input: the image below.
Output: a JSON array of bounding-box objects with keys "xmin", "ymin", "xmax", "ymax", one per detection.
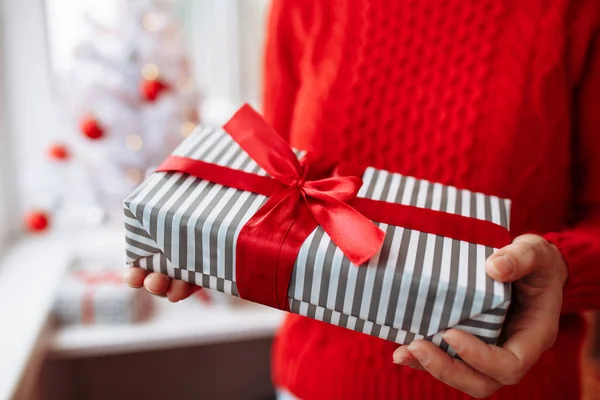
[
  {"xmin": 0, "ymin": 1, "xmax": 599, "ymax": 400},
  {"xmin": 0, "ymin": 1, "xmax": 285, "ymax": 399},
  {"xmin": 13, "ymin": 0, "xmax": 269, "ymax": 228}
]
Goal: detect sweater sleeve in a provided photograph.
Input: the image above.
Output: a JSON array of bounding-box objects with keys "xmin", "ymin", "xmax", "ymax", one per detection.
[
  {"xmin": 544, "ymin": 31, "xmax": 600, "ymax": 314},
  {"xmin": 261, "ymin": 0, "xmax": 306, "ymax": 141}
]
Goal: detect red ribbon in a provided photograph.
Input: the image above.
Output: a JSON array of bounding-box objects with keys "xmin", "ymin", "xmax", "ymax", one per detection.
[
  {"xmin": 156, "ymin": 105, "xmax": 512, "ymax": 311},
  {"xmin": 74, "ymin": 270, "xmax": 123, "ymax": 324}
]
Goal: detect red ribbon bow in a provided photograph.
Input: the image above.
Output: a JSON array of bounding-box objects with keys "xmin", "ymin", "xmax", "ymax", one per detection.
[
  {"xmin": 157, "ymin": 105, "xmax": 512, "ymax": 311},
  {"xmin": 74, "ymin": 270, "xmax": 124, "ymax": 285},
  {"xmin": 223, "ymin": 105, "xmax": 386, "ymax": 267}
]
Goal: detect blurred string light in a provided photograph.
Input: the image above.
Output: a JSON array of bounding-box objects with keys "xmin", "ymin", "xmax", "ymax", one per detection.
[
  {"xmin": 141, "ymin": 63, "xmax": 160, "ymax": 80},
  {"xmin": 126, "ymin": 134, "xmax": 144, "ymax": 151},
  {"xmin": 142, "ymin": 12, "xmax": 163, "ymax": 32},
  {"xmin": 180, "ymin": 122, "xmax": 196, "ymax": 137},
  {"xmin": 177, "ymin": 78, "xmax": 194, "ymax": 94},
  {"xmin": 125, "ymin": 168, "xmax": 144, "ymax": 184}
]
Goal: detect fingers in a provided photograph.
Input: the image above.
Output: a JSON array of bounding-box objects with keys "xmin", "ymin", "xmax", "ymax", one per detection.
[
  {"xmin": 443, "ymin": 295, "xmax": 560, "ymax": 386},
  {"xmin": 126, "ymin": 268, "xmax": 203, "ymax": 303},
  {"xmin": 501, "ymin": 301, "xmax": 561, "ymax": 368},
  {"xmin": 485, "ymin": 235, "xmax": 540, "ymax": 282},
  {"xmin": 442, "ymin": 329, "xmax": 526, "ymax": 386},
  {"xmin": 393, "ymin": 346, "xmax": 424, "ymax": 370},
  {"xmin": 143, "ymin": 272, "xmax": 171, "ymax": 296},
  {"xmin": 166, "ymin": 279, "xmax": 199, "ymax": 302},
  {"xmin": 124, "ymin": 267, "xmax": 149, "ymax": 288},
  {"xmin": 485, "ymin": 234, "xmax": 560, "ymax": 283},
  {"xmin": 194, "ymin": 288, "xmax": 212, "ymax": 304},
  {"xmin": 407, "ymin": 340, "xmax": 502, "ymax": 398},
  {"xmin": 397, "ymin": 232, "xmax": 565, "ymax": 397}
]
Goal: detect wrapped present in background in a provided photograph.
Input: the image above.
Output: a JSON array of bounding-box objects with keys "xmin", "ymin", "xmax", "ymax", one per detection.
[
  {"xmin": 124, "ymin": 105, "xmax": 512, "ymax": 355},
  {"xmin": 53, "ymin": 268, "xmax": 153, "ymax": 326}
]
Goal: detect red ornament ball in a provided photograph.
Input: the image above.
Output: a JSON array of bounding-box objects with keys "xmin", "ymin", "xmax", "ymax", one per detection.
[
  {"xmin": 140, "ymin": 79, "xmax": 168, "ymax": 102},
  {"xmin": 25, "ymin": 210, "xmax": 50, "ymax": 232},
  {"xmin": 79, "ymin": 117, "xmax": 105, "ymax": 140},
  {"xmin": 48, "ymin": 143, "xmax": 70, "ymax": 161}
]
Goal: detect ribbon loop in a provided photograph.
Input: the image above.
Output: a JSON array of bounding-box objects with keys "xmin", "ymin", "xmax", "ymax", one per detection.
[
  {"xmin": 223, "ymin": 105, "xmax": 386, "ymax": 266},
  {"xmin": 303, "ymin": 176, "xmax": 363, "ymax": 203},
  {"xmin": 223, "ymin": 104, "xmax": 302, "ymax": 184}
]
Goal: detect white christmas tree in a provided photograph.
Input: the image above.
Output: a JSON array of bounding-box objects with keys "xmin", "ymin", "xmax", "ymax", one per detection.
[{"xmin": 27, "ymin": 0, "xmax": 200, "ymax": 232}]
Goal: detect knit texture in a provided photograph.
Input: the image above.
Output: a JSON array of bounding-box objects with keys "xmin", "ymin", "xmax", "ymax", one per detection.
[{"xmin": 262, "ymin": 1, "xmax": 600, "ymax": 399}]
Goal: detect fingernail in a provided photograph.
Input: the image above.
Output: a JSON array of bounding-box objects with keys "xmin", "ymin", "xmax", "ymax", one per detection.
[
  {"xmin": 126, "ymin": 283, "xmax": 142, "ymax": 289},
  {"xmin": 393, "ymin": 348, "xmax": 406, "ymax": 364},
  {"xmin": 393, "ymin": 352, "xmax": 421, "ymax": 369},
  {"xmin": 407, "ymin": 343, "xmax": 429, "ymax": 367},
  {"xmin": 490, "ymin": 255, "xmax": 515, "ymax": 277},
  {"xmin": 146, "ymin": 287, "xmax": 166, "ymax": 297}
]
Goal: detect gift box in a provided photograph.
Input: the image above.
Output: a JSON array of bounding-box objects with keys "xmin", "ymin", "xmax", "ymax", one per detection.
[
  {"xmin": 124, "ymin": 105, "xmax": 512, "ymax": 355},
  {"xmin": 53, "ymin": 269, "xmax": 152, "ymax": 325}
]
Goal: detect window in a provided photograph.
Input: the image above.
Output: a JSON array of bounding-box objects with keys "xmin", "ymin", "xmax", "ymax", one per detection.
[
  {"xmin": 179, "ymin": 0, "xmax": 269, "ymax": 124},
  {"xmin": 8, "ymin": 0, "xmax": 270, "ymax": 225},
  {"xmin": 1, "ymin": 0, "xmax": 270, "ymax": 238},
  {"xmin": 0, "ymin": 32, "xmax": 11, "ymax": 252},
  {"xmin": 1, "ymin": 0, "xmax": 69, "ymax": 240},
  {"xmin": 44, "ymin": 0, "xmax": 269, "ymax": 124},
  {"xmin": 0, "ymin": 100, "xmax": 13, "ymax": 254},
  {"xmin": 0, "ymin": 0, "xmax": 31, "ymax": 252}
]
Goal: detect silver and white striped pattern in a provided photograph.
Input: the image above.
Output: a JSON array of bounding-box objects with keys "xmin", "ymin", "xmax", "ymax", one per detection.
[
  {"xmin": 53, "ymin": 273, "xmax": 152, "ymax": 325},
  {"xmin": 124, "ymin": 127, "xmax": 511, "ymax": 351}
]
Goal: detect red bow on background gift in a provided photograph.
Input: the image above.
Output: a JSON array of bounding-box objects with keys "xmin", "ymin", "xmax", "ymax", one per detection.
[
  {"xmin": 73, "ymin": 270, "xmax": 123, "ymax": 324},
  {"xmin": 157, "ymin": 105, "xmax": 512, "ymax": 311},
  {"xmin": 74, "ymin": 270, "xmax": 123, "ymax": 285}
]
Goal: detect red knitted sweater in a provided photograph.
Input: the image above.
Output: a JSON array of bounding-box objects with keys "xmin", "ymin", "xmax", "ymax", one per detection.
[{"xmin": 262, "ymin": 1, "xmax": 600, "ymax": 399}]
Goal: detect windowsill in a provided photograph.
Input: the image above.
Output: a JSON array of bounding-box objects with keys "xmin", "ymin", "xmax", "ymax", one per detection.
[
  {"xmin": 0, "ymin": 224, "xmax": 134, "ymax": 398},
  {"xmin": 50, "ymin": 296, "xmax": 284, "ymax": 359},
  {"xmin": 0, "ymin": 224, "xmax": 285, "ymax": 398},
  {"xmin": 0, "ymin": 229, "xmax": 80, "ymax": 399}
]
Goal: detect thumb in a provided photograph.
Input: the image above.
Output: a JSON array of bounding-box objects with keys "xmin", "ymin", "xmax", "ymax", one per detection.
[{"xmin": 485, "ymin": 234, "xmax": 554, "ymax": 283}]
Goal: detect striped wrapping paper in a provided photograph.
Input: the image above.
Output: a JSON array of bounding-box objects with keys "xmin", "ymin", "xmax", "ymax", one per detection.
[
  {"xmin": 53, "ymin": 271, "xmax": 153, "ymax": 325},
  {"xmin": 124, "ymin": 126, "xmax": 511, "ymax": 355}
]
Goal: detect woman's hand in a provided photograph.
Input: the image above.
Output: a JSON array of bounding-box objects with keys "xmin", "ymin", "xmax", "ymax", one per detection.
[
  {"xmin": 125, "ymin": 268, "xmax": 200, "ymax": 302},
  {"xmin": 393, "ymin": 234, "xmax": 568, "ymax": 398}
]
